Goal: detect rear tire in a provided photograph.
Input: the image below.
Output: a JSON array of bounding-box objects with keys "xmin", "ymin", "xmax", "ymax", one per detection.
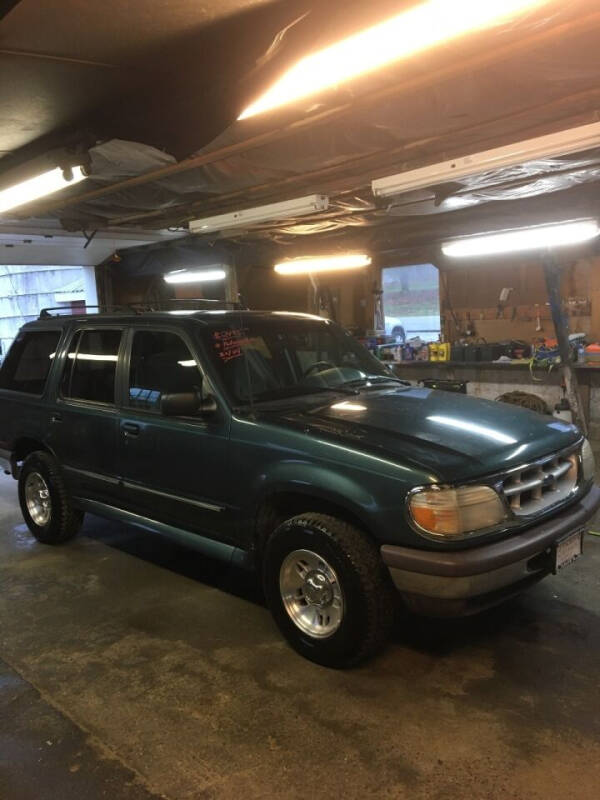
[
  {"xmin": 263, "ymin": 513, "xmax": 395, "ymax": 668},
  {"xmin": 18, "ymin": 451, "xmax": 83, "ymax": 544}
]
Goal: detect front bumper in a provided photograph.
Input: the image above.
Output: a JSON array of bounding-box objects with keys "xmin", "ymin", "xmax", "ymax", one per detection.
[{"xmin": 381, "ymin": 484, "xmax": 600, "ymax": 616}]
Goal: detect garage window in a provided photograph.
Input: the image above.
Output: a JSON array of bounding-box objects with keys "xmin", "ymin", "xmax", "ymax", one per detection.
[
  {"xmin": 60, "ymin": 329, "xmax": 122, "ymax": 405},
  {"xmin": 127, "ymin": 330, "xmax": 202, "ymax": 411},
  {"xmin": 382, "ymin": 264, "xmax": 441, "ymax": 342},
  {"xmin": 0, "ymin": 330, "xmax": 61, "ymax": 395}
]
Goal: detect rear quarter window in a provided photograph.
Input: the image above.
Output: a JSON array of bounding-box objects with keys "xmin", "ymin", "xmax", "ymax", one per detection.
[{"xmin": 0, "ymin": 330, "xmax": 61, "ymax": 395}]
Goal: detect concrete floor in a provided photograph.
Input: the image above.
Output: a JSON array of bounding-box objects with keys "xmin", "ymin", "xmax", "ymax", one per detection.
[{"xmin": 1, "ymin": 472, "xmax": 599, "ymax": 800}]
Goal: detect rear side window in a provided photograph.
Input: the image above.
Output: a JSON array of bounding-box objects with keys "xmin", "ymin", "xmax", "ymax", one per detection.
[
  {"xmin": 128, "ymin": 329, "xmax": 202, "ymax": 411},
  {"xmin": 0, "ymin": 330, "xmax": 61, "ymax": 395},
  {"xmin": 61, "ymin": 329, "xmax": 122, "ymax": 405}
]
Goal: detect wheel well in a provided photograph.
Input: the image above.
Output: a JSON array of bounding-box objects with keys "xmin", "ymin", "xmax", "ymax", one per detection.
[
  {"xmin": 11, "ymin": 438, "xmax": 49, "ymax": 475},
  {"xmin": 254, "ymin": 491, "xmax": 374, "ymax": 559}
]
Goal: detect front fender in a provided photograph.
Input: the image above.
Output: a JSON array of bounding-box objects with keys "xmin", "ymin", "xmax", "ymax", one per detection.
[
  {"xmin": 254, "ymin": 459, "xmax": 380, "ymax": 533},
  {"xmin": 230, "ymin": 415, "xmax": 432, "ymax": 550}
]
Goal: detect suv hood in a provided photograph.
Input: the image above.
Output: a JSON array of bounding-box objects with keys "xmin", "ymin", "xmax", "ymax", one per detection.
[{"xmin": 267, "ymin": 387, "xmax": 581, "ymax": 483}]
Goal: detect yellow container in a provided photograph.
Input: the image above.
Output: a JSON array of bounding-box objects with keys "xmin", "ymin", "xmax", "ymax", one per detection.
[
  {"xmin": 428, "ymin": 343, "xmax": 439, "ymax": 361},
  {"xmin": 437, "ymin": 343, "xmax": 451, "ymax": 361}
]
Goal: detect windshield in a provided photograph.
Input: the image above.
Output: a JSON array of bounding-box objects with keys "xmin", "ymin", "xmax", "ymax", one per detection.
[{"xmin": 201, "ymin": 316, "xmax": 393, "ymax": 405}]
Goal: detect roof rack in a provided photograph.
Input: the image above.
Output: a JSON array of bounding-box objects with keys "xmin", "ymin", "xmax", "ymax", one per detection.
[
  {"xmin": 39, "ymin": 298, "xmax": 247, "ymax": 319},
  {"xmin": 39, "ymin": 304, "xmax": 133, "ymax": 318},
  {"xmin": 128, "ymin": 299, "xmax": 247, "ymax": 312}
]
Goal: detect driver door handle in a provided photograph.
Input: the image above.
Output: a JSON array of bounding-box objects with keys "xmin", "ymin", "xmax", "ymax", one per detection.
[{"xmin": 122, "ymin": 422, "xmax": 140, "ymax": 438}]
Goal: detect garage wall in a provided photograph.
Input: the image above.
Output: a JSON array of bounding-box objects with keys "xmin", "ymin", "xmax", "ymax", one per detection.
[
  {"xmin": 239, "ymin": 265, "xmax": 307, "ymax": 313},
  {"xmin": 440, "ymin": 256, "xmax": 599, "ymax": 344},
  {"xmin": 103, "ymin": 248, "xmax": 600, "ymax": 344},
  {"xmin": 242, "ymin": 256, "xmax": 600, "ymax": 340},
  {"xmin": 239, "ymin": 264, "xmax": 373, "ymax": 330}
]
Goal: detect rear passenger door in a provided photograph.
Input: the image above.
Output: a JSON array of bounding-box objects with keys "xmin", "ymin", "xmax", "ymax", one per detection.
[
  {"xmin": 117, "ymin": 326, "xmax": 233, "ymax": 541},
  {"xmin": 46, "ymin": 326, "xmax": 125, "ymax": 505}
]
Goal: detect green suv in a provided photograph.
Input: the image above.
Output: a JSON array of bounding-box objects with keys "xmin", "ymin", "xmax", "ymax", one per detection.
[{"xmin": 0, "ymin": 307, "xmax": 598, "ymax": 667}]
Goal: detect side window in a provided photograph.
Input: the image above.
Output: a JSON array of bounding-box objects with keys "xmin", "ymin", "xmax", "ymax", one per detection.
[
  {"xmin": 127, "ymin": 330, "xmax": 202, "ymax": 412},
  {"xmin": 61, "ymin": 329, "xmax": 122, "ymax": 405},
  {"xmin": 0, "ymin": 330, "xmax": 61, "ymax": 395}
]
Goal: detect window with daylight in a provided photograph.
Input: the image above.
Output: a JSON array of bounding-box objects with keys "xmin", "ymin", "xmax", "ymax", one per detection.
[{"xmin": 382, "ymin": 264, "xmax": 441, "ymax": 343}]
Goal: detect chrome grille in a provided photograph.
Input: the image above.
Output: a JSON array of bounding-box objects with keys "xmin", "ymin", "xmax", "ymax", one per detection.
[{"xmin": 501, "ymin": 452, "xmax": 579, "ymax": 516}]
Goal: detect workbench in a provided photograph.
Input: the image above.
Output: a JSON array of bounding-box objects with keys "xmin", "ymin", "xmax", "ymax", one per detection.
[{"xmin": 392, "ymin": 361, "xmax": 600, "ymax": 440}]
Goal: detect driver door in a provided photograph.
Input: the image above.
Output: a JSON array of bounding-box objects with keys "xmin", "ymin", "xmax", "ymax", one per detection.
[{"xmin": 117, "ymin": 326, "xmax": 234, "ymax": 542}]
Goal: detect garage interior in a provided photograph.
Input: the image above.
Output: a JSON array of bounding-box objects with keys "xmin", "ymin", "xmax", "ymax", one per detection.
[{"xmin": 1, "ymin": 1, "xmax": 600, "ymax": 798}]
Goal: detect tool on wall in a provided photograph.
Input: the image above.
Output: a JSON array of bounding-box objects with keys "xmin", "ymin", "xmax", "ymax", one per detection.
[
  {"xmin": 496, "ymin": 287, "xmax": 513, "ymax": 318},
  {"xmin": 372, "ymin": 285, "xmax": 385, "ymax": 333},
  {"xmin": 464, "ymin": 310, "xmax": 475, "ymax": 337},
  {"xmin": 309, "ymin": 273, "xmax": 337, "ymax": 321}
]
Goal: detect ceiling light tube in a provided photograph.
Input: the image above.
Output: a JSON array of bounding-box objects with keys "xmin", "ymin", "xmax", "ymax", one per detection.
[
  {"xmin": 372, "ymin": 121, "xmax": 600, "ymax": 198},
  {"xmin": 189, "ymin": 195, "xmax": 329, "ymax": 235},
  {"xmin": 163, "ymin": 268, "xmax": 227, "ymax": 284},
  {"xmin": 0, "ymin": 166, "xmax": 87, "ymax": 214},
  {"xmin": 239, "ymin": 0, "xmax": 548, "ymax": 119},
  {"xmin": 442, "ymin": 220, "xmax": 600, "ymax": 258},
  {"xmin": 274, "ymin": 254, "xmax": 371, "ymax": 275}
]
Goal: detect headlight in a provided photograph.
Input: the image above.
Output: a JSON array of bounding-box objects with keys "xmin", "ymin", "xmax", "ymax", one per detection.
[
  {"xmin": 582, "ymin": 438, "xmax": 596, "ymax": 482},
  {"xmin": 409, "ymin": 485, "xmax": 507, "ymax": 540}
]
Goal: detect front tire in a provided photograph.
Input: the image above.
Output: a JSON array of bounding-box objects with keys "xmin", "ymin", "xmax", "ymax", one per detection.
[
  {"xmin": 263, "ymin": 513, "xmax": 394, "ymax": 668},
  {"xmin": 18, "ymin": 451, "xmax": 83, "ymax": 544}
]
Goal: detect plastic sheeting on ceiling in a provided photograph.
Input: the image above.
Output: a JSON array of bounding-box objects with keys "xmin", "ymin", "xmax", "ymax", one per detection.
[{"xmin": 17, "ymin": 0, "xmax": 600, "ymax": 257}]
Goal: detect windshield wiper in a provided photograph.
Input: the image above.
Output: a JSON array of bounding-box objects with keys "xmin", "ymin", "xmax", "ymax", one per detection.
[
  {"xmin": 280, "ymin": 384, "xmax": 360, "ymax": 399},
  {"xmin": 341, "ymin": 375, "xmax": 409, "ymax": 388},
  {"xmin": 250, "ymin": 385, "xmax": 360, "ymax": 410}
]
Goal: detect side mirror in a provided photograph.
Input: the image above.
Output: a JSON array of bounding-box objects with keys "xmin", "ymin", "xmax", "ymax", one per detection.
[
  {"xmin": 160, "ymin": 392, "xmax": 199, "ymax": 417},
  {"xmin": 160, "ymin": 392, "xmax": 218, "ymax": 417},
  {"xmin": 199, "ymin": 394, "xmax": 218, "ymax": 414}
]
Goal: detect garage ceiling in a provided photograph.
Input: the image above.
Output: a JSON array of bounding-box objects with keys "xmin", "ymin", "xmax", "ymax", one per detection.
[
  {"xmin": 2, "ymin": 0, "xmax": 600, "ymax": 264},
  {"xmin": 0, "ymin": 0, "xmax": 290, "ymax": 159}
]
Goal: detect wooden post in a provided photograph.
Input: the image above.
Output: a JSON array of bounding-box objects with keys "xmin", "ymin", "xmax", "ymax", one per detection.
[
  {"xmin": 225, "ymin": 264, "xmax": 239, "ymax": 304},
  {"xmin": 542, "ymin": 252, "xmax": 587, "ymax": 434}
]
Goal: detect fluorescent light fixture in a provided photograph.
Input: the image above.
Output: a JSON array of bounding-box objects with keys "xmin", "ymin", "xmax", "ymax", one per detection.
[
  {"xmin": 163, "ymin": 268, "xmax": 227, "ymax": 284},
  {"xmin": 238, "ymin": 0, "xmax": 548, "ymax": 119},
  {"xmin": 442, "ymin": 220, "xmax": 600, "ymax": 258},
  {"xmin": 372, "ymin": 121, "xmax": 600, "ymax": 198},
  {"xmin": 274, "ymin": 254, "xmax": 371, "ymax": 275},
  {"xmin": 0, "ymin": 166, "xmax": 87, "ymax": 214},
  {"xmin": 189, "ymin": 195, "xmax": 329, "ymax": 235}
]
